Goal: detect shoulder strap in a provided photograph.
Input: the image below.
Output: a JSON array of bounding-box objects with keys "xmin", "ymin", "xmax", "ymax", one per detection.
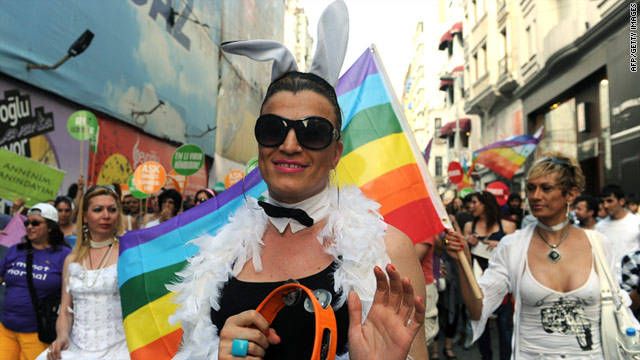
[
  {"xmin": 471, "ymin": 218, "xmax": 478, "ymax": 233},
  {"xmin": 586, "ymin": 230, "xmax": 622, "ymax": 308},
  {"xmin": 25, "ymin": 244, "xmax": 39, "ymax": 312}
]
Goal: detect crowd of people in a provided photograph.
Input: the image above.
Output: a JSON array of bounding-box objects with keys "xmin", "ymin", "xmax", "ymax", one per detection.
[
  {"xmin": 1, "ymin": 154, "xmax": 638, "ymax": 359},
  {"xmin": 0, "ymin": 183, "xmax": 223, "ymax": 360}
]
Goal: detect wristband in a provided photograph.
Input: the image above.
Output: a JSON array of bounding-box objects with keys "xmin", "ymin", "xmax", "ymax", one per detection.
[{"xmin": 255, "ymin": 283, "xmax": 337, "ymax": 360}]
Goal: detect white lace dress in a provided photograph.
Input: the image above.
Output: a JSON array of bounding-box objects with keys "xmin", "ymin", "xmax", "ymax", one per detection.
[{"xmin": 36, "ymin": 263, "xmax": 130, "ymax": 360}]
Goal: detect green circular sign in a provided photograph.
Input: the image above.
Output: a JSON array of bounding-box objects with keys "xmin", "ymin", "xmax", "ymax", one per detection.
[
  {"xmin": 67, "ymin": 110, "xmax": 98, "ymax": 141},
  {"xmin": 128, "ymin": 174, "xmax": 149, "ymax": 199},
  {"xmin": 213, "ymin": 181, "xmax": 226, "ymax": 193},
  {"xmin": 172, "ymin": 144, "xmax": 205, "ymax": 176},
  {"xmin": 245, "ymin": 157, "xmax": 259, "ymax": 175}
]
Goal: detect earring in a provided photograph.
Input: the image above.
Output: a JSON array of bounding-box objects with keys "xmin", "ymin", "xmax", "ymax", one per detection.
[
  {"xmin": 331, "ymin": 169, "xmax": 340, "ymax": 208},
  {"xmin": 82, "ymin": 223, "xmax": 89, "ymax": 242},
  {"xmin": 566, "ymin": 202, "xmax": 571, "ymax": 219}
]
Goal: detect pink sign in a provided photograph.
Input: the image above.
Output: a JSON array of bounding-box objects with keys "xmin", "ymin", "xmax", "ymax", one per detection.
[{"xmin": 0, "ymin": 214, "xmax": 26, "ymax": 248}]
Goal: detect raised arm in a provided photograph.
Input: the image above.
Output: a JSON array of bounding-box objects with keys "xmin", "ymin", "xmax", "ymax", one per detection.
[
  {"xmin": 444, "ymin": 229, "xmax": 483, "ymax": 320},
  {"xmin": 47, "ymin": 255, "xmax": 74, "ymax": 360}
]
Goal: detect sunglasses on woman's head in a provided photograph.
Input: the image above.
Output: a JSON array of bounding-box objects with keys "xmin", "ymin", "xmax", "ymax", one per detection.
[
  {"xmin": 87, "ymin": 184, "xmax": 117, "ymax": 195},
  {"xmin": 255, "ymin": 114, "xmax": 340, "ymax": 150},
  {"xmin": 24, "ymin": 220, "xmax": 44, "ymax": 227}
]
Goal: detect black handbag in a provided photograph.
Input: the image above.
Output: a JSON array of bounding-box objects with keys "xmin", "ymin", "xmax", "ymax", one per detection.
[{"xmin": 26, "ymin": 245, "xmax": 60, "ymax": 344}]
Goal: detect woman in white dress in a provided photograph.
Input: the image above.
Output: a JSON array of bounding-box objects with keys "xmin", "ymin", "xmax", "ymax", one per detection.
[{"xmin": 39, "ymin": 185, "xmax": 129, "ymax": 360}]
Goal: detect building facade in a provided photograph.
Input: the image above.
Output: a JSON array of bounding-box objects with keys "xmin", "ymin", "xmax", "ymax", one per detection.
[
  {"xmin": 402, "ymin": 14, "xmax": 450, "ymax": 189},
  {"xmin": 284, "ymin": 0, "xmax": 313, "ymax": 72},
  {"xmin": 446, "ymin": 0, "xmax": 638, "ymax": 198}
]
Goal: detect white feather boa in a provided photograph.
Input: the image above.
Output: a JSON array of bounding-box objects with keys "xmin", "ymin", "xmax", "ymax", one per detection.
[{"xmin": 167, "ymin": 186, "xmax": 391, "ymax": 360}]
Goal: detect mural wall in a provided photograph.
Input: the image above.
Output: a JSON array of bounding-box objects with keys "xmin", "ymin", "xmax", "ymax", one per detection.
[{"xmin": 0, "ymin": 0, "xmax": 284, "ymax": 161}]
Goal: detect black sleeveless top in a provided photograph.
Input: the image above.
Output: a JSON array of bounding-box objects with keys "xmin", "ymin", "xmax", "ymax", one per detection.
[
  {"xmin": 211, "ymin": 262, "xmax": 350, "ymax": 359},
  {"xmin": 471, "ymin": 218, "xmax": 506, "ymax": 270}
]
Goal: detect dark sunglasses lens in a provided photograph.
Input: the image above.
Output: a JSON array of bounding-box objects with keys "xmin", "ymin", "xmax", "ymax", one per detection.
[
  {"xmin": 299, "ymin": 118, "xmax": 334, "ymax": 150},
  {"xmin": 255, "ymin": 115, "xmax": 287, "ymax": 147},
  {"xmin": 24, "ymin": 220, "xmax": 42, "ymax": 227}
]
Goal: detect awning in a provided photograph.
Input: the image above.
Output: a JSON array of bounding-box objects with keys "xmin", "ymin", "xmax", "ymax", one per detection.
[
  {"xmin": 439, "ymin": 118, "xmax": 471, "ymax": 138},
  {"xmin": 439, "ymin": 79, "xmax": 454, "ymax": 91},
  {"xmin": 450, "ymin": 21, "xmax": 463, "ymax": 35},
  {"xmin": 452, "ymin": 65, "xmax": 464, "ymax": 74},
  {"xmin": 438, "ymin": 30, "xmax": 453, "ymax": 50}
]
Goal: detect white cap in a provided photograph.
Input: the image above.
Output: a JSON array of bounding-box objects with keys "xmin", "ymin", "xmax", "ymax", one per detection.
[{"xmin": 27, "ymin": 203, "xmax": 59, "ymax": 223}]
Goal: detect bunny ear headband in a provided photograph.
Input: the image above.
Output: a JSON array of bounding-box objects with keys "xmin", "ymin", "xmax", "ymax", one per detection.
[{"xmin": 221, "ymin": 0, "xmax": 349, "ymax": 88}]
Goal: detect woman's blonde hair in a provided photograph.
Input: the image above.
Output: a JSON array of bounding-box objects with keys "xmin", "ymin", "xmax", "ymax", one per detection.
[
  {"xmin": 527, "ymin": 151, "xmax": 585, "ymax": 193},
  {"xmin": 71, "ymin": 185, "xmax": 123, "ymax": 262}
]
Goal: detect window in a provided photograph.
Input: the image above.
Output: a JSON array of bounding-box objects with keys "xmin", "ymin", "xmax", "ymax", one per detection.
[
  {"xmin": 461, "ymin": 131, "xmax": 469, "ymax": 148},
  {"xmin": 448, "ymin": 86, "xmax": 455, "ymax": 104},
  {"xmin": 526, "ymin": 22, "xmax": 536, "ymax": 60},
  {"xmin": 471, "ymin": 0, "xmax": 477, "ymax": 23},
  {"xmin": 499, "ymin": 29, "xmax": 508, "ymax": 74},
  {"xmin": 472, "ymin": 53, "xmax": 478, "ymax": 81},
  {"xmin": 481, "ymin": 44, "xmax": 487, "ymax": 75},
  {"xmin": 435, "ymin": 156, "xmax": 443, "ymax": 176}
]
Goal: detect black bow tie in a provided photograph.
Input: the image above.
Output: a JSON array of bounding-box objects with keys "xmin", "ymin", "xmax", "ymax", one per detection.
[{"xmin": 258, "ymin": 201, "xmax": 314, "ymax": 227}]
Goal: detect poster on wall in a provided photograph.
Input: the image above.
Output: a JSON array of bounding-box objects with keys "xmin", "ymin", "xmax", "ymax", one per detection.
[
  {"xmin": 0, "ymin": 76, "xmax": 89, "ymax": 196},
  {"xmin": 88, "ymin": 117, "xmax": 208, "ymax": 195},
  {"xmin": 0, "ymin": 2, "xmax": 284, "ymax": 158}
]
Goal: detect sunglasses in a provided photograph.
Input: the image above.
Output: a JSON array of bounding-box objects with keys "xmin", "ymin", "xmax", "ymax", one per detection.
[
  {"xmin": 24, "ymin": 220, "xmax": 45, "ymax": 227},
  {"xmin": 195, "ymin": 197, "xmax": 209, "ymax": 204},
  {"xmin": 255, "ymin": 114, "xmax": 340, "ymax": 150},
  {"xmin": 539, "ymin": 156, "xmax": 570, "ymax": 166},
  {"xmin": 87, "ymin": 184, "xmax": 118, "ymax": 195}
]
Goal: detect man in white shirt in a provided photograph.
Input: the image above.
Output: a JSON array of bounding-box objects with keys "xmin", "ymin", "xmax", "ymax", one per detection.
[{"xmin": 596, "ymin": 184, "xmax": 640, "ymax": 285}]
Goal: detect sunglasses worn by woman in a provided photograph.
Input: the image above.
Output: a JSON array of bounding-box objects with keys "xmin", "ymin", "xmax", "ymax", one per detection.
[{"xmin": 255, "ymin": 113, "xmax": 340, "ymax": 150}]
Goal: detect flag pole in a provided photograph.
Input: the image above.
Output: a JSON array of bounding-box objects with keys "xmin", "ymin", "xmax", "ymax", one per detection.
[{"xmin": 370, "ymin": 44, "xmax": 482, "ymax": 300}]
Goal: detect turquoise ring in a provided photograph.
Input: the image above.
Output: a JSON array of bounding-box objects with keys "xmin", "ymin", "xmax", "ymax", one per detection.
[{"xmin": 231, "ymin": 339, "xmax": 249, "ymax": 357}]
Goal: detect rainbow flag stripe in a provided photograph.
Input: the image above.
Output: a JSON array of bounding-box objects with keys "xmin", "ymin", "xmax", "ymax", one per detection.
[
  {"xmin": 118, "ymin": 47, "xmax": 448, "ymax": 359},
  {"xmin": 469, "ymin": 129, "xmax": 543, "ymax": 179},
  {"xmin": 336, "ymin": 48, "xmax": 446, "ymax": 243},
  {"xmin": 118, "ymin": 170, "xmax": 267, "ymax": 359}
]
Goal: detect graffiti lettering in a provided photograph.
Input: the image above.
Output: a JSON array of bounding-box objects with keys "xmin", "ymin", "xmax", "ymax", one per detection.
[
  {"xmin": 0, "ymin": 138, "xmax": 30, "ymax": 157},
  {"xmin": 132, "ymin": 0, "xmax": 192, "ymax": 51},
  {"xmin": 0, "ymin": 90, "xmax": 54, "ymax": 147}
]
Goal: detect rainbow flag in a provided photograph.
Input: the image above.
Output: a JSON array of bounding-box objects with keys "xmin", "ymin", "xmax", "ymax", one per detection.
[
  {"xmin": 468, "ymin": 127, "xmax": 543, "ymax": 179},
  {"xmin": 117, "ymin": 46, "xmax": 448, "ymax": 359},
  {"xmin": 336, "ymin": 47, "xmax": 447, "ymax": 243},
  {"xmin": 117, "ymin": 170, "xmax": 267, "ymax": 360}
]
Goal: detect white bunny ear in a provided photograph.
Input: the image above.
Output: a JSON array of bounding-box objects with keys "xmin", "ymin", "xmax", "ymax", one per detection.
[
  {"xmin": 221, "ymin": 40, "xmax": 298, "ymax": 82},
  {"xmin": 309, "ymin": 0, "xmax": 349, "ymax": 87}
]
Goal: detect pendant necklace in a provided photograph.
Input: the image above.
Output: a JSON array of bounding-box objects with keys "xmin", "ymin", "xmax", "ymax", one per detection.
[
  {"xmin": 536, "ymin": 225, "xmax": 570, "ymax": 263},
  {"xmin": 83, "ymin": 241, "xmax": 115, "ymax": 288}
]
